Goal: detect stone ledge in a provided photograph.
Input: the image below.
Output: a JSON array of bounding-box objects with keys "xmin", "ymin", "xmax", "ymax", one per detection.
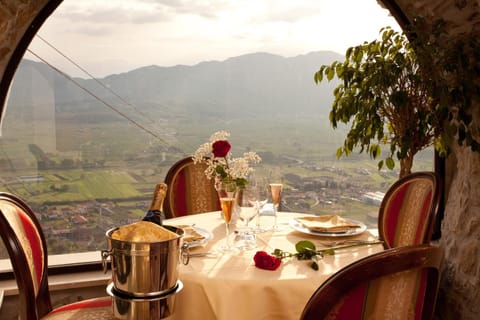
[
  {"xmin": 0, "ymin": 250, "xmax": 111, "ymax": 296},
  {"xmin": 0, "ymin": 269, "xmax": 111, "ymax": 296}
]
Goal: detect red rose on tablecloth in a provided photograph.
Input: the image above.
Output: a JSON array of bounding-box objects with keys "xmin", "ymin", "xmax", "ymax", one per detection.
[
  {"xmin": 212, "ymin": 140, "xmax": 231, "ymax": 158},
  {"xmin": 254, "ymin": 251, "xmax": 281, "ymax": 271}
]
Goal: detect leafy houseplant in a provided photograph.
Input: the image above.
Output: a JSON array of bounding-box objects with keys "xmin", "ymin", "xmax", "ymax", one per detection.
[
  {"xmin": 409, "ymin": 17, "xmax": 480, "ymax": 154},
  {"xmin": 315, "ymin": 27, "xmax": 444, "ymax": 178}
]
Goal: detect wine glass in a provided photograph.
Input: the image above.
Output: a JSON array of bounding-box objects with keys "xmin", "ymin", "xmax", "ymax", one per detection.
[
  {"xmin": 250, "ymin": 181, "xmax": 269, "ymax": 233},
  {"xmin": 236, "ymin": 183, "xmax": 267, "ymax": 249},
  {"xmin": 269, "ymin": 183, "xmax": 283, "ymax": 230},
  {"xmin": 217, "ymin": 181, "xmax": 237, "ymax": 252}
]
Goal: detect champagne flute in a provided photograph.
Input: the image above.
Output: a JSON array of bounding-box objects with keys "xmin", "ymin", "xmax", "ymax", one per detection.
[
  {"xmin": 269, "ymin": 183, "xmax": 283, "ymax": 230},
  {"xmin": 218, "ymin": 182, "xmax": 237, "ymax": 252}
]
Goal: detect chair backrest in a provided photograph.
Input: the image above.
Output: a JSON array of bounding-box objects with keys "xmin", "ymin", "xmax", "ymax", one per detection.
[
  {"xmin": 163, "ymin": 157, "xmax": 220, "ymax": 218},
  {"xmin": 378, "ymin": 171, "xmax": 442, "ymax": 249},
  {"xmin": 300, "ymin": 244, "xmax": 444, "ymax": 320},
  {"xmin": 0, "ymin": 192, "xmax": 53, "ymax": 319}
]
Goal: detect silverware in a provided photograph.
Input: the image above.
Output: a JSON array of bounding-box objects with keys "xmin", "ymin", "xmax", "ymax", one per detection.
[
  {"xmin": 318, "ymin": 239, "xmax": 382, "ymax": 248},
  {"xmin": 187, "ymin": 252, "xmax": 217, "ymax": 257},
  {"xmin": 181, "ymin": 243, "xmax": 218, "ymax": 265}
]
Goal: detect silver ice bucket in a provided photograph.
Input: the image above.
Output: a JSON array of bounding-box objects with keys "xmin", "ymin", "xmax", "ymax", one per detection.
[
  {"xmin": 102, "ymin": 225, "xmax": 184, "ymax": 297},
  {"xmin": 107, "ymin": 281, "xmax": 182, "ymax": 320}
]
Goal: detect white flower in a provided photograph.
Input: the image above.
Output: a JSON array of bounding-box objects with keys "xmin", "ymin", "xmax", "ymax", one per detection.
[
  {"xmin": 192, "ymin": 131, "xmax": 261, "ymax": 188},
  {"xmin": 209, "ymin": 130, "xmax": 230, "ymax": 142}
]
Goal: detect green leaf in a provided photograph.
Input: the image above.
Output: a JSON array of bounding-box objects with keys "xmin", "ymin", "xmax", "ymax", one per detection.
[
  {"xmin": 371, "ymin": 144, "xmax": 381, "ymax": 158},
  {"xmin": 327, "ymin": 67, "xmax": 335, "ymax": 81},
  {"xmin": 314, "ymin": 71, "xmax": 323, "ymax": 84},
  {"xmin": 378, "ymin": 160, "xmax": 384, "ymax": 170},
  {"xmin": 335, "ymin": 64, "xmax": 344, "ymax": 77},
  {"xmin": 385, "ymin": 157, "xmax": 395, "ymax": 169},
  {"xmin": 355, "ymin": 49, "xmax": 364, "ymax": 63},
  {"xmin": 215, "ymin": 165, "xmax": 227, "ymax": 178},
  {"xmin": 336, "ymin": 147, "xmax": 343, "ymax": 158},
  {"xmin": 272, "ymin": 248, "xmax": 283, "ymax": 258},
  {"xmin": 295, "ymin": 240, "xmax": 316, "ymax": 253},
  {"xmin": 235, "ymin": 178, "xmax": 248, "ymax": 189}
]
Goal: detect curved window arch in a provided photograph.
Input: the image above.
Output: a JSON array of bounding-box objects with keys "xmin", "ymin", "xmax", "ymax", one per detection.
[{"xmin": 0, "ymin": 1, "xmax": 432, "ymax": 263}]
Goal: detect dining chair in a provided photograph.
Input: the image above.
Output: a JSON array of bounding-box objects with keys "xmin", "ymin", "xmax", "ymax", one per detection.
[
  {"xmin": 163, "ymin": 157, "xmax": 221, "ymax": 218},
  {"xmin": 378, "ymin": 171, "xmax": 442, "ymax": 249},
  {"xmin": 0, "ymin": 289, "xmax": 4, "ymax": 311},
  {"xmin": 0, "ymin": 192, "xmax": 112, "ymax": 320},
  {"xmin": 300, "ymin": 244, "xmax": 444, "ymax": 320}
]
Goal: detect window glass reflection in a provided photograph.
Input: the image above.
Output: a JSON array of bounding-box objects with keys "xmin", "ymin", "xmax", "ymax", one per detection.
[{"xmin": 0, "ymin": 1, "xmax": 432, "ymax": 259}]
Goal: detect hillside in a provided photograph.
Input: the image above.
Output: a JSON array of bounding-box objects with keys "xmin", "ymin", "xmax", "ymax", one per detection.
[{"xmin": 8, "ymin": 51, "xmax": 343, "ymax": 122}]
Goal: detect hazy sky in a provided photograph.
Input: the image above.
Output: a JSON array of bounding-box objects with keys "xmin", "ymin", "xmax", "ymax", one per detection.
[{"xmin": 26, "ymin": 0, "xmax": 401, "ymax": 78}]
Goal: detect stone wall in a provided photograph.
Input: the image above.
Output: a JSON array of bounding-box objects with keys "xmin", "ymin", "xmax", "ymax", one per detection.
[
  {"xmin": 437, "ymin": 134, "xmax": 480, "ymax": 320},
  {"xmin": 0, "ymin": 0, "xmax": 479, "ymax": 319},
  {"xmin": 0, "ymin": 0, "xmax": 52, "ymax": 112},
  {"xmin": 381, "ymin": 2, "xmax": 480, "ymax": 319},
  {"xmin": 0, "ymin": 1, "xmax": 49, "ymax": 79}
]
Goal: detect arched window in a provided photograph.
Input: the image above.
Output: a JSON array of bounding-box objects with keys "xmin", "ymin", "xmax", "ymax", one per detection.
[{"xmin": 0, "ymin": 1, "xmax": 426, "ymax": 264}]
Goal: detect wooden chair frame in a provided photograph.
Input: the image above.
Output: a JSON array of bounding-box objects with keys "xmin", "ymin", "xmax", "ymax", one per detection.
[{"xmin": 301, "ymin": 244, "xmax": 444, "ymax": 320}]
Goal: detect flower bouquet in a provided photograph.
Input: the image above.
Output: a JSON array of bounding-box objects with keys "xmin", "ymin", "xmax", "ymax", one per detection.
[{"xmin": 192, "ymin": 130, "xmax": 261, "ymax": 189}]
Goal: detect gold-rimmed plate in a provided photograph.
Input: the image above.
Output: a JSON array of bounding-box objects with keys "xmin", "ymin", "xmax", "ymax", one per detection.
[
  {"xmin": 182, "ymin": 226, "xmax": 213, "ymax": 247},
  {"xmin": 289, "ymin": 219, "xmax": 367, "ymax": 237}
]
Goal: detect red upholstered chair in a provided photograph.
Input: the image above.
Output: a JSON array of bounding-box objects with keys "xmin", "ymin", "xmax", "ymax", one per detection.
[
  {"xmin": 378, "ymin": 171, "xmax": 442, "ymax": 249},
  {"xmin": 300, "ymin": 244, "xmax": 444, "ymax": 320},
  {"xmin": 0, "ymin": 192, "xmax": 112, "ymax": 320},
  {"xmin": 163, "ymin": 157, "xmax": 220, "ymax": 218}
]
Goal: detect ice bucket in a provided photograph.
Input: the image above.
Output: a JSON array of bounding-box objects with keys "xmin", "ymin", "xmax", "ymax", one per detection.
[
  {"xmin": 107, "ymin": 281, "xmax": 183, "ymax": 320},
  {"xmin": 102, "ymin": 225, "xmax": 184, "ymax": 297}
]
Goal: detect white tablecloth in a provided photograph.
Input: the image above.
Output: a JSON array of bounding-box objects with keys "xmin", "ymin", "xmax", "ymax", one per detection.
[{"xmin": 165, "ymin": 211, "xmax": 383, "ymax": 320}]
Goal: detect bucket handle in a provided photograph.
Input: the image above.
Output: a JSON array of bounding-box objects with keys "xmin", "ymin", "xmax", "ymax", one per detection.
[
  {"xmin": 181, "ymin": 243, "xmax": 190, "ymax": 265},
  {"xmin": 101, "ymin": 250, "xmax": 112, "ymax": 273}
]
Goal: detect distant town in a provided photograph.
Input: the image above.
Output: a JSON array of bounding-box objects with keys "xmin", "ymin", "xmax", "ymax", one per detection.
[{"xmin": 0, "ymin": 163, "xmax": 397, "ymax": 258}]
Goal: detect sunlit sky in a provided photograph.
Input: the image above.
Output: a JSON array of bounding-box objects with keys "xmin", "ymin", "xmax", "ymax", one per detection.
[{"xmin": 26, "ymin": 0, "xmax": 401, "ymax": 78}]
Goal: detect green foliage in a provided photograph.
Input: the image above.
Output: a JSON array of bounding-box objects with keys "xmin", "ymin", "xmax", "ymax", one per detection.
[
  {"xmin": 315, "ymin": 27, "xmax": 442, "ymax": 177},
  {"xmin": 409, "ymin": 17, "xmax": 480, "ymax": 155}
]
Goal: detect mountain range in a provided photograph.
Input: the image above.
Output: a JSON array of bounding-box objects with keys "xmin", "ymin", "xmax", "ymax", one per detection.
[{"xmin": 8, "ymin": 51, "xmax": 343, "ymax": 122}]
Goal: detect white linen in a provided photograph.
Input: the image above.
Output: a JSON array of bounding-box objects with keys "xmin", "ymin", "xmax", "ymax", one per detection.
[{"xmin": 166, "ymin": 211, "xmax": 383, "ymax": 320}]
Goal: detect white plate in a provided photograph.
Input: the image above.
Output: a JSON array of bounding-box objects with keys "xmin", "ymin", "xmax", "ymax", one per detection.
[
  {"xmin": 289, "ymin": 218, "xmax": 367, "ymax": 237},
  {"xmin": 184, "ymin": 227, "xmax": 213, "ymax": 247}
]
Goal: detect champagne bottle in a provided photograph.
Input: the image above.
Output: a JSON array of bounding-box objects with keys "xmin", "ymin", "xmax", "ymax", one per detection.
[{"xmin": 142, "ymin": 183, "xmax": 167, "ymax": 226}]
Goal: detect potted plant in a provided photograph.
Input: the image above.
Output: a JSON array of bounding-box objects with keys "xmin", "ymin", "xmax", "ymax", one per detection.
[{"xmin": 314, "ymin": 26, "xmax": 445, "ymax": 178}]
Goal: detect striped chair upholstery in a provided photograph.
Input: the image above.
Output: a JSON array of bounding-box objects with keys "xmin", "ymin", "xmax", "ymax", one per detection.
[
  {"xmin": 300, "ymin": 245, "xmax": 444, "ymax": 320},
  {"xmin": 0, "ymin": 193, "xmax": 112, "ymax": 320},
  {"xmin": 163, "ymin": 157, "xmax": 220, "ymax": 218},
  {"xmin": 378, "ymin": 172, "xmax": 442, "ymax": 249}
]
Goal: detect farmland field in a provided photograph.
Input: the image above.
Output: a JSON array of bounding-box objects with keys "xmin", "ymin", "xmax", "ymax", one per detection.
[{"xmin": 0, "ymin": 99, "xmax": 434, "ymax": 256}]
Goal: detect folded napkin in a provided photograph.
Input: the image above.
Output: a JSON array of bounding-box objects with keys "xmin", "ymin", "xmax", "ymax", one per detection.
[
  {"xmin": 176, "ymin": 225, "xmax": 205, "ymax": 243},
  {"xmin": 295, "ymin": 215, "xmax": 361, "ymax": 232}
]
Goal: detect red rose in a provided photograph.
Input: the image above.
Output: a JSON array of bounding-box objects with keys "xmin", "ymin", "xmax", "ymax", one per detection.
[
  {"xmin": 212, "ymin": 140, "xmax": 231, "ymax": 158},
  {"xmin": 254, "ymin": 251, "xmax": 281, "ymax": 271}
]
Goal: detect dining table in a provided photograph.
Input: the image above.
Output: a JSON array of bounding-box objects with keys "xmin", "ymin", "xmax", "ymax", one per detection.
[{"xmin": 165, "ymin": 210, "xmax": 384, "ymax": 320}]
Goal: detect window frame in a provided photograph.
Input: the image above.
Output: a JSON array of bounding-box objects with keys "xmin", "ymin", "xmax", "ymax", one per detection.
[{"xmin": 0, "ymin": 0, "xmax": 444, "ymax": 278}]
